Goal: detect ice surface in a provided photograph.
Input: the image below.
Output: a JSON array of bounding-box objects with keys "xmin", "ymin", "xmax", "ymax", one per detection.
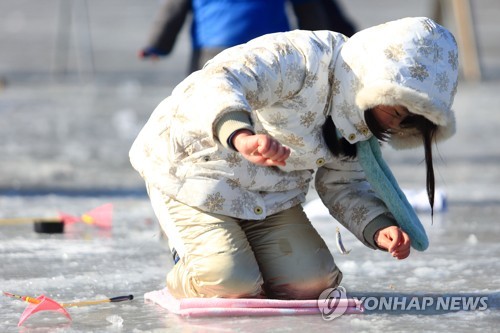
[
  {"xmin": 1, "ymin": 195, "xmax": 499, "ymax": 332},
  {"xmin": 106, "ymin": 315, "xmax": 124, "ymax": 327}
]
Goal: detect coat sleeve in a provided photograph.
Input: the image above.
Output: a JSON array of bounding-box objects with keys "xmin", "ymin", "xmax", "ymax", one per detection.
[
  {"xmin": 171, "ymin": 30, "xmax": 342, "ymax": 143},
  {"xmin": 146, "ymin": 0, "xmax": 191, "ymax": 54},
  {"xmin": 315, "ymin": 156, "xmax": 395, "ymax": 248}
]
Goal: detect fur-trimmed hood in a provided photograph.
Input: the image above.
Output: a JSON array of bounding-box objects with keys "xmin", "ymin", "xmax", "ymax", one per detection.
[{"xmin": 330, "ymin": 17, "xmax": 459, "ymax": 149}]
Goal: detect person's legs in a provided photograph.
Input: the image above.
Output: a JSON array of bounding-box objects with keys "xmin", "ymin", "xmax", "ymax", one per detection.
[
  {"xmin": 148, "ymin": 187, "xmax": 264, "ymax": 298},
  {"xmin": 241, "ymin": 204, "xmax": 342, "ymax": 299},
  {"xmin": 189, "ymin": 47, "xmax": 225, "ymax": 73}
]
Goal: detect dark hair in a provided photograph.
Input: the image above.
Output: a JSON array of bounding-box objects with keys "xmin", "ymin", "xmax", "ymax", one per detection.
[
  {"xmin": 322, "ymin": 110, "xmax": 438, "ymax": 216},
  {"xmin": 322, "ymin": 116, "xmax": 357, "ymax": 158}
]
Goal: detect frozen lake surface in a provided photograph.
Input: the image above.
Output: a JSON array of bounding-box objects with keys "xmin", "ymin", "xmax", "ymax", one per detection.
[{"xmin": 1, "ymin": 194, "xmax": 499, "ymax": 332}]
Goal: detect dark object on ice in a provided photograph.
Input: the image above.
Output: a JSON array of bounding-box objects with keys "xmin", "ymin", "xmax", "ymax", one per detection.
[
  {"xmin": 33, "ymin": 219, "xmax": 65, "ymax": 233},
  {"xmin": 110, "ymin": 295, "xmax": 134, "ymax": 302}
]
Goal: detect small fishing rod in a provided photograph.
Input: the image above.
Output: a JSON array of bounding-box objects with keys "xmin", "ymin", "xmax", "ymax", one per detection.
[
  {"xmin": 3, "ymin": 292, "xmax": 133, "ymax": 308},
  {"xmin": 0, "ymin": 203, "xmax": 113, "ymax": 233}
]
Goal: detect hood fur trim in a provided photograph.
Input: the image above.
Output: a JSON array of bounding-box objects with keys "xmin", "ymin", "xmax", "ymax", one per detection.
[
  {"xmin": 331, "ymin": 17, "xmax": 459, "ymax": 150},
  {"xmin": 356, "ymin": 81, "xmax": 456, "ymax": 149}
]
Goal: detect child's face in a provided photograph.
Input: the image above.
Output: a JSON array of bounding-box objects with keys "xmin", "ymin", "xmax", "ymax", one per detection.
[{"xmin": 370, "ymin": 105, "xmax": 411, "ymax": 131}]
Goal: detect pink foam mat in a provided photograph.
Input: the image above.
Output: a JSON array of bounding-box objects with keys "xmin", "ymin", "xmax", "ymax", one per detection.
[{"xmin": 144, "ymin": 288, "xmax": 364, "ymax": 317}]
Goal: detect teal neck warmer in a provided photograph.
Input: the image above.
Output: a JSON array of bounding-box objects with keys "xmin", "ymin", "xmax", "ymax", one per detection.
[{"xmin": 357, "ymin": 137, "xmax": 429, "ymax": 251}]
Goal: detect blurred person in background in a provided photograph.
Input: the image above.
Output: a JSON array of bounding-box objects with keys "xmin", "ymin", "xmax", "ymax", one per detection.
[{"xmin": 139, "ymin": 0, "xmax": 356, "ymax": 73}]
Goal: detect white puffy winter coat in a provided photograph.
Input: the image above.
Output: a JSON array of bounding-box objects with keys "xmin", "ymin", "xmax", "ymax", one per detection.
[{"xmin": 130, "ymin": 17, "xmax": 458, "ymax": 245}]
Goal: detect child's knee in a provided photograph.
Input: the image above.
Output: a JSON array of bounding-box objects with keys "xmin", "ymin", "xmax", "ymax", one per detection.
[
  {"xmin": 266, "ymin": 266, "xmax": 343, "ymax": 300},
  {"xmin": 169, "ymin": 253, "xmax": 264, "ymax": 298},
  {"xmin": 213, "ymin": 264, "xmax": 264, "ymax": 298}
]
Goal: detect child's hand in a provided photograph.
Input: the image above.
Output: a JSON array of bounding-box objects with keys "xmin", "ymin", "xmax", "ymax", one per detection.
[
  {"xmin": 232, "ymin": 130, "xmax": 291, "ymax": 167},
  {"xmin": 374, "ymin": 226, "xmax": 411, "ymax": 260}
]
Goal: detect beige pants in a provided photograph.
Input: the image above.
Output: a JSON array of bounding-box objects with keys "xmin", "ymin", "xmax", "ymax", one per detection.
[{"xmin": 148, "ymin": 188, "xmax": 342, "ymax": 299}]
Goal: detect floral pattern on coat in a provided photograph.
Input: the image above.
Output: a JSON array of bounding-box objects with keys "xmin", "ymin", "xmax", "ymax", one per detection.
[{"xmin": 130, "ymin": 17, "xmax": 458, "ymax": 246}]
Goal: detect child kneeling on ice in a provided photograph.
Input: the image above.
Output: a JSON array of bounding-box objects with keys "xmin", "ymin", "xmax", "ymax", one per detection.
[{"xmin": 130, "ymin": 17, "xmax": 458, "ymax": 299}]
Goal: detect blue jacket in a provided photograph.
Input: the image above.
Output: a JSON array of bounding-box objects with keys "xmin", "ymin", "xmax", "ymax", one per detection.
[{"xmin": 191, "ymin": 0, "xmax": 306, "ymax": 48}]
